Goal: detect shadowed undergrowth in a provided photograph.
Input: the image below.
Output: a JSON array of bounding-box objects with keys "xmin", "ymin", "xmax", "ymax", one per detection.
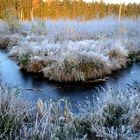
[{"xmin": 0, "ymin": 83, "xmax": 140, "ymax": 139}]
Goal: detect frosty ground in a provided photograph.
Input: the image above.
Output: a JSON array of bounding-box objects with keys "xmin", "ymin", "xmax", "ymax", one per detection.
[
  {"xmin": 0, "ymin": 83, "xmax": 140, "ymax": 139},
  {"xmin": 0, "ymin": 17, "xmax": 140, "ymax": 82},
  {"xmin": 0, "ymin": 17, "xmax": 140, "ymax": 139}
]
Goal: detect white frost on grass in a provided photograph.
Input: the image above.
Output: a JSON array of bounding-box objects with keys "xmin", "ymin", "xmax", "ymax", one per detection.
[
  {"xmin": 90, "ymin": 86, "xmax": 140, "ymax": 139},
  {"xmin": 0, "ymin": 21, "xmax": 9, "ymax": 34},
  {"xmin": 1, "ymin": 16, "xmax": 139, "ymax": 81},
  {"xmin": 9, "ymin": 37, "xmax": 130, "ymax": 81},
  {"xmin": 1, "ymin": 83, "xmax": 140, "ymax": 139}
]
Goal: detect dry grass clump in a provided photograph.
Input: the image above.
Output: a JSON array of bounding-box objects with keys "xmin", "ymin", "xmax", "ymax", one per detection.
[
  {"xmin": 19, "ymin": 56, "xmax": 46, "ymax": 73},
  {"xmin": 42, "ymin": 53, "xmax": 112, "ymax": 82},
  {"xmin": 0, "ymin": 34, "xmax": 21, "ymax": 49},
  {"xmin": 26, "ymin": 56, "xmax": 46, "ymax": 72},
  {"xmin": 54, "ymin": 85, "xmax": 140, "ymax": 140},
  {"xmin": 0, "ymin": 83, "xmax": 74, "ymax": 139},
  {"xmin": 91, "ymin": 87, "xmax": 140, "ymax": 139},
  {"xmin": 40, "ymin": 40, "xmax": 129, "ymax": 82},
  {"xmin": 0, "ymin": 83, "xmax": 140, "ymax": 139},
  {"xmin": 8, "ymin": 38, "xmax": 131, "ymax": 82},
  {"xmin": 0, "ymin": 83, "xmax": 29, "ymax": 139},
  {"xmin": 108, "ymin": 42, "xmax": 128, "ymax": 70}
]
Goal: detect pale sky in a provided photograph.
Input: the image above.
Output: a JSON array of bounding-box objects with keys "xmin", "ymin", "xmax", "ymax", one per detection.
[{"xmin": 86, "ymin": 0, "xmax": 140, "ymax": 4}]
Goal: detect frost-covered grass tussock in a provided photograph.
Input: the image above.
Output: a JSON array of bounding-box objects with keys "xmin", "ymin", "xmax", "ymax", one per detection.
[
  {"xmin": 9, "ymin": 38, "xmax": 130, "ymax": 82},
  {"xmin": 0, "ymin": 83, "xmax": 140, "ymax": 139},
  {"xmin": 0, "ymin": 17, "xmax": 140, "ymax": 82}
]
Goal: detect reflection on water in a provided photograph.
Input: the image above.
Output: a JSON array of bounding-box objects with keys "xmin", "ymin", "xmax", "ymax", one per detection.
[{"xmin": 0, "ymin": 51, "xmax": 140, "ymax": 105}]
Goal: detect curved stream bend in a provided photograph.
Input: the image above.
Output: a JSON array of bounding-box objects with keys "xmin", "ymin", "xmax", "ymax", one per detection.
[{"xmin": 0, "ymin": 51, "xmax": 140, "ymax": 104}]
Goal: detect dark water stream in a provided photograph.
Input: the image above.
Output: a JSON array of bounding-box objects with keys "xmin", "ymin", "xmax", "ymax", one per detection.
[{"xmin": 0, "ymin": 51, "xmax": 140, "ymax": 105}]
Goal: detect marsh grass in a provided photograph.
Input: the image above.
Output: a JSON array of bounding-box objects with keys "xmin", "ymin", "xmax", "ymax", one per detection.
[
  {"xmin": 42, "ymin": 53, "xmax": 112, "ymax": 82},
  {"xmin": 0, "ymin": 83, "xmax": 140, "ymax": 139},
  {"xmin": 8, "ymin": 36, "xmax": 134, "ymax": 82},
  {"xmin": 0, "ymin": 17, "xmax": 138, "ymax": 82}
]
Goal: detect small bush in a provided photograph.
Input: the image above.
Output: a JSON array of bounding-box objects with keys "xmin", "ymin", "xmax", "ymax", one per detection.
[
  {"xmin": 31, "ymin": 18, "xmax": 47, "ymax": 35},
  {"xmin": 19, "ymin": 54, "xmax": 30, "ymax": 65},
  {"xmin": 2, "ymin": 8, "xmax": 21, "ymax": 33}
]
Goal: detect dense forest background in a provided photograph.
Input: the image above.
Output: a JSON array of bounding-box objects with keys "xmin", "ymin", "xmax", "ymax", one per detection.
[{"xmin": 0, "ymin": 0, "xmax": 140, "ymax": 21}]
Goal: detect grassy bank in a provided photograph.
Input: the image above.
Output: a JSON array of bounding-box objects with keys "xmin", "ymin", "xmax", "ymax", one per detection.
[
  {"xmin": 0, "ymin": 17, "xmax": 140, "ymax": 82},
  {"xmin": 0, "ymin": 83, "xmax": 140, "ymax": 139}
]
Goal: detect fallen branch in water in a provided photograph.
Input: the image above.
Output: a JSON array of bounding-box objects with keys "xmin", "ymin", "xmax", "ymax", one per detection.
[
  {"xmin": 22, "ymin": 88, "xmax": 44, "ymax": 91},
  {"xmin": 85, "ymin": 77, "xmax": 109, "ymax": 83}
]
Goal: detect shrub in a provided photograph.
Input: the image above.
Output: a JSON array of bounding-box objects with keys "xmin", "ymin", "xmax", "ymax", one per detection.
[
  {"xmin": 2, "ymin": 8, "xmax": 21, "ymax": 33},
  {"xmin": 19, "ymin": 54, "xmax": 30, "ymax": 66},
  {"xmin": 31, "ymin": 18, "xmax": 47, "ymax": 35}
]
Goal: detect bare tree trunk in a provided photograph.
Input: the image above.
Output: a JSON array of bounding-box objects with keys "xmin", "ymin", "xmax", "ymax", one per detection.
[
  {"xmin": 18, "ymin": 11, "xmax": 20, "ymax": 19},
  {"xmin": 18, "ymin": 10, "xmax": 23, "ymax": 21},
  {"xmin": 21, "ymin": 10, "xmax": 23, "ymax": 21},
  {"xmin": 30, "ymin": 8, "xmax": 34, "ymax": 21},
  {"xmin": 119, "ymin": 3, "xmax": 122, "ymax": 20}
]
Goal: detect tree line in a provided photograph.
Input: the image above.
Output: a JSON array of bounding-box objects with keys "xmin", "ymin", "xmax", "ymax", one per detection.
[{"xmin": 0, "ymin": 0, "xmax": 140, "ymax": 21}]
